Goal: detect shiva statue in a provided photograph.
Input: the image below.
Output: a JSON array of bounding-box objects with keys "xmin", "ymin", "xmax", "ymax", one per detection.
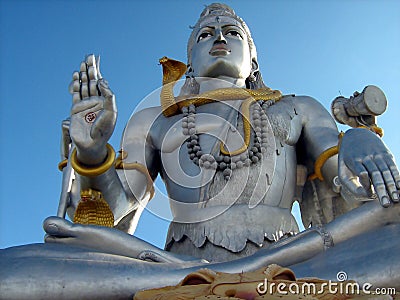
[{"xmin": 1, "ymin": 3, "xmax": 399, "ymax": 299}]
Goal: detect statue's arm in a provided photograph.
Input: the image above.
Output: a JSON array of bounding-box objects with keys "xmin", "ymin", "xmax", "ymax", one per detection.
[
  {"xmin": 294, "ymin": 95, "xmax": 340, "ymax": 186},
  {"xmin": 47, "ymin": 111, "xmax": 197, "ymax": 263},
  {"xmin": 70, "ymin": 106, "xmax": 161, "ymax": 234},
  {"xmin": 113, "ymin": 106, "xmax": 163, "ymax": 232},
  {"xmin": 48, "ymin": 55, "xmax": 162, "ymax": 243},
  {"xmin": 294, "ymin": 95, "xmax": 400, "ymax": 208},
  {"xmin": 60, "ymin": 55, "xmax": 159, "ymax": 233}
]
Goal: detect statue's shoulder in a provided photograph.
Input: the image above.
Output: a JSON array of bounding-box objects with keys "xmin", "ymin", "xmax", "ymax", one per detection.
[
  {"xmin": 131, "ymin": 106, "xmax": 163, "ymax": 121},
  {"xmin": 282, "ymin": 94, "xmax": 320, "ymax": 105},
  {"xmin": 266, "ymin": 94, "xmax": 322, "ymax": 117},
  {"xmin": 282, "ymin": 94, "xmax": 329, "ymax": 117},
  {"xmin": 122, "ymin": 106, "xmax": 163, "ymax": 141}
]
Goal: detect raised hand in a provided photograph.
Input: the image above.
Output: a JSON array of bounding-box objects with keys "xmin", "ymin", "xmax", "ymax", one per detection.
[
  {"xmin": 339, "ymin": 128, "xmax": 400, "ymax": 207},
  {"xmin": 69, "ymin": 54, "xmax": 117, "ymax": 166}
]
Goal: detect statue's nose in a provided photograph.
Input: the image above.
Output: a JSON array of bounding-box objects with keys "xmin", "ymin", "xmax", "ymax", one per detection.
[{"xmin": 214, "ymin": 29, "xmax": 226, "ymax": 43}]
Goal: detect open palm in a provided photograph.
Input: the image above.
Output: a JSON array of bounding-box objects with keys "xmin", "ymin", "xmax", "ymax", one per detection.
[{"xmin": 69, "ymin": 55, "xmax": 117, "ymax": 165}]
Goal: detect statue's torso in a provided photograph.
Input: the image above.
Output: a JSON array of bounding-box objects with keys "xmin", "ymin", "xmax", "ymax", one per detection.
[{"xmin": 148, "ymin": 96, "xmax": 303, "ymax": 261}]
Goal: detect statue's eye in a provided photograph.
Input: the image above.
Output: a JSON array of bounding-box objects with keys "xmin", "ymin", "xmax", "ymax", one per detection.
[
  {"xmin": 226, "ymin": 30, "xmax": 242, "ymax": 39},
  {"xmin": 197, "ymin": 32, "xmax": 212, "ymax": 42}
]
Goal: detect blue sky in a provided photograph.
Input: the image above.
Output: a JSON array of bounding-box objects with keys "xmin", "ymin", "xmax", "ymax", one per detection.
[{"xmin": 1, "ymin": 0, "xmax": 399, "ymax": 249}]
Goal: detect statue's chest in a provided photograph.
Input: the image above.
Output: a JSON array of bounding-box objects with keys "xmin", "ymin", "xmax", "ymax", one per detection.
[
  {"xmin": 154, "ymin": 98, "xmax": 301, "ymax": 206},
  {"xmin": 264, "ymin": 97, "xmax": 303, "ymax": 146},
  {"xmin": 155, "ymin": 101, "xmax": 242, "ymax": 153},
  {"xmin": 156, "ymin": 98, "xmax": 301, "ymax": 157}
]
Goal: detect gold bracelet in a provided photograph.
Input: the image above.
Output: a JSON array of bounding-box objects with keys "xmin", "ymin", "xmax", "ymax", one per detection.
[
  {"xmin": 309, "ymin": 125, "xmax": 384, "ymax": 181},
  {"xmin": 58, "ymin": 159, "xmax": 68, "ymax": 171},
  {"xmin": 309, "ymin": 132, "xmax": 344, "ymax": 181},
  {"xmin": 71, "ymin": 144, "xmax": 116, "ymax": 177}
]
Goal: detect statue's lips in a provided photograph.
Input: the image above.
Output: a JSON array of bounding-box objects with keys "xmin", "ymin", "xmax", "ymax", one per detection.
[{"xmin": 209, "ymin": 44, "xmax": 231, "ymax": 56}]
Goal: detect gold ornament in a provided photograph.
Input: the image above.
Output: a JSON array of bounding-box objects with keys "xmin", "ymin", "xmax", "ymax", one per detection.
[
  {"xmin": 115, "ymin": 150, "xmax": 155, "ymax": 200},
  {"xmin": 73, "ymin": 188, "xmax": 114, "ymax": 227},
  {"xmin": 70, "ymin": 143, "xmax": 115, "ymax": 177},
  {"xmin": 159, "ymin": 57, "xmax": 282, "ymax": 156}
]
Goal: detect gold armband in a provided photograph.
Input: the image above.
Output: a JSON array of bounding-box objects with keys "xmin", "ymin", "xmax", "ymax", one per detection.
[
  {"xmin": 71, "ymin": 144, "xmax": 116, "ymax": 177},
  {"xmin": 58, "ymin": 159, "xmax": 68, "ymax": 171},
  {"xmin": 309, "ymin": 124, "xmax": 383, "ymax": 182},
  {"xmin": 115, "ymin": 150, "xmax": 155, "ymax": 200},
  {"xmin": 309, "ymin": 132, "xmax": 344, "ymax": 181}
]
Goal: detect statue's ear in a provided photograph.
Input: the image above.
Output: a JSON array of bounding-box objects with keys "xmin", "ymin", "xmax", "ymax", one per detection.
[
  {"xmin": 180, "ymin": 64, "xmax": 200, "ymax": 96},
  {"xmin": 251, "ymin": 59, "xmax": 259, "ymax": 74},
  {"xmin": 186, "ymin": 64, "xmax": 194, "ymax": 77},
  {"xmin": 249, "ymin": 59, "xmax": 259, "ymax": 82}
]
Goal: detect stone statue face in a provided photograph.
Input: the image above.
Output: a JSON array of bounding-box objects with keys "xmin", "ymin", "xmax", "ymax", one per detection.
[{"xmin": 190, "ymin": 16, "xmax": 252, "ymax": 79}]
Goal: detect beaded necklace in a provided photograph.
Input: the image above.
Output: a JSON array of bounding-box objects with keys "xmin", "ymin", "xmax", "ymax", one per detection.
[{"xmin": 182, "ymin": 99, "xmax": 276, "ymax": 180}]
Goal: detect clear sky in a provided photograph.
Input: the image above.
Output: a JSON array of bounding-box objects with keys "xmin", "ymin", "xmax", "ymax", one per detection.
[{"xmin": 0, "ymin": 0, "xmax": 399, "ymax": 249}]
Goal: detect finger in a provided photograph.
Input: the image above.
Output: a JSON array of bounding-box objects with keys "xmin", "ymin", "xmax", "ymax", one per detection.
[
  {"xmin": 87, "ymin": 55, "xmax": 100, "ymax": 96},
  {"xmin": 87, "ymin": 55, "xmax": 98, "ymax": 80},
  {"xmin": 81, "ymin": 83, "xmax": 89, "ymax": 99},
  {"xmin": 383, "ymin": 170, "xmax": 399, "ymax": 202},
  {"xmin": 72, "ymin": 70, "xmax": 80, "ymax": 82},
  {"xmin": 363, "ymin": 158, "xmax": 391, "ymax": 207},
  {"xmin": 88, "ymin": 68, "xmax": 99, "ymax": 97},
  {"xmin": 72, "ymin": 92, "xmax": 81, "ymax": 104},
  {"xmin": 350, "ymin": 161, "xmax": 372, "ymax": 196},
  {"xmin": 86, "ymin": 54, "xmax": 95, "ymax": 68},
  {"xmin": 383, "ymin": 153, "xmax": 400, "ymax": 189},
  {"xmin": 79, "ymin": 61, "xmax": 87, "ymax": 78},
  {"xmin": 72, "ymin": 80, "xmax": 80, "ymax": 93},
  {"xmin": 72, "ymin": 80, "xmax": 81, "ymax": 103},
  {"xmin": 89, "ymin": 79, "xmax": 99, "ymax": 97},
  {"xmin": 71, "ymin": 71, "xmax": 81, "ymax": 103},
  {"xmin": 86, "ymin": 55, "xmax": 100, "ymax": 96},
  {"xmin": 88, "ymin": 66, "xmax": 97, "ymax": 81},
  {"xmin": 80, "ymin": 62, "xmax": 89, "ymax": 99},
  {"xmin": 338, "ymin": 159, "xmax": 368, "ymax": 197},
  {"xmin": 375, "ymin": 155, "xmax": 399, "ymax": 202},
  {"xmin": 68, "ymin": 78, "xmax": 77, "ymax": 95}
]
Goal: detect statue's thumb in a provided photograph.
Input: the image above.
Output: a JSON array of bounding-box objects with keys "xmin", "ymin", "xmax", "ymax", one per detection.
[
  {"xmin": 98, "ymin": 79, "xmax": 111, "ymax": 96},
  {"xmin": 98, "ymin": 80, "xmax": 116, "ymax": 112}
]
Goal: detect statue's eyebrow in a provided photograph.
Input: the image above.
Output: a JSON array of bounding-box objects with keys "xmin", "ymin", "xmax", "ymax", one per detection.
[
  {"xmin": 221, "ymin": 24, "xmax": 245, "ymax": 33},
  {"xmin": 200, "ymin": 25, "xmax": 242, "ymax": 31},
  {"xmin": 200, "ymin": 26, "xmax": 215, "ymax": 31},
  {"xmin": 221, "ymin": 25, "xmax": 237, "ymax": 29}
]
